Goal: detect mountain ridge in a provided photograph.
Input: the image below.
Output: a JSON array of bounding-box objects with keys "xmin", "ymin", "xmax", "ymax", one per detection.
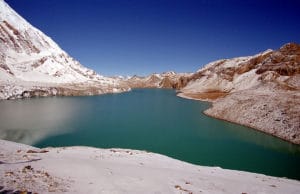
[{"xmin": 0, "ymin": 0, "xmax": 129, "ymax": 99}]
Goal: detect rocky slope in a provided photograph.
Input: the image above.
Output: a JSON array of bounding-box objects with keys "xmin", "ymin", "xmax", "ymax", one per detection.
[
  {"xmin": 0, "ymin": 0, "xmax": 128, "ymax": 99},
  {"xmin": 178, "ymin": 43, "xmax": 300, "ymax": 144},
  {"xmin": 1, "ymin": 139, "xmax": 300, "ymax": 194}
]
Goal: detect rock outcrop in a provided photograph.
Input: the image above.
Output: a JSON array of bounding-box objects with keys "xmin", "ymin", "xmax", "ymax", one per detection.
[{"xmin": 179, "ymin": 43, "xmax": 300, "ymax": 144}]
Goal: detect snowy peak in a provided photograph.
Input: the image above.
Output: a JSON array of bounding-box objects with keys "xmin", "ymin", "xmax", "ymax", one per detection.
[
  {"xmin": 0, "ymin": 0, "xmax": 117, "ymax": 84},
  {"xmin": 0, "ymin": 0, "xmax": 60, "ymax": 54},
  {"xmin": 124, "ymin": 71, "xmax": 191, "ymax": 89}
]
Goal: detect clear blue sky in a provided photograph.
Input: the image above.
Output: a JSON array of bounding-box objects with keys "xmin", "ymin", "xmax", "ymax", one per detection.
[{"xmin": 6, "ymin": 0, "xmax": 300, "ymax": 76}]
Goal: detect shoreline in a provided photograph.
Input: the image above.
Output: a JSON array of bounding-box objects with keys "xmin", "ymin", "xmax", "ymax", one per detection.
[
  {"xmin": 1, "ymin": 139, "xmax": 300, "ymax": 193},
  {"xmin": 0, "ymin": 82, "xmax": 131, "ymax": 100},
  {"xmin": 203, "ymin": 110, "xmax": 298, "ymax": 146},
  {"xmin": 177, "ymin": 91, "xmax": 300, "ymax": 145},
  {"xmin": 176, "ymin": 91, "xmax": 227, "ymax": 102},
  {"xmin": 2, "ymin": 88, "xmax": 298, "ymax": 145}
]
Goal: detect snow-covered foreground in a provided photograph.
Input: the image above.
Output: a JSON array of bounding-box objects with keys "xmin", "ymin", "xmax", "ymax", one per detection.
[{"xmin": 0, "ymin": 140, "xmax": 300, "ymax": 194}]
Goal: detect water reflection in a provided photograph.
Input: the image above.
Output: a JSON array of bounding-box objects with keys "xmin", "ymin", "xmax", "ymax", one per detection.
[{"xmin": 0, "ymin": 97, "xmax": 78, "ymax": 145}]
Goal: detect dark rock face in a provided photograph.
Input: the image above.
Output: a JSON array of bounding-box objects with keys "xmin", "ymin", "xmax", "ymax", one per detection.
[
  {"xmin": 159, "ymin": 77, "xmax": 173, "ymax": 88},
  {"xmin": 0, "ymin": 20, "xmax": 41, "ymax": 54},
  {"xmin": 256, "ymin": 43, "xmax": 300, "ymax": 76},
  {"xmin": 173, "ymin": 76, "xmax": 192, "ymax": 89}
]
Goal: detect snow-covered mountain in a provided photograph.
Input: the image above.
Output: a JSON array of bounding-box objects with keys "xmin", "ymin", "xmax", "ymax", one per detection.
[
  {"xmin": 0, "ymin": 0, "xmax": 127, "ymax": 99},
  {"xmin": 124, "ymin": 71, "xmax": 192, "ymax": 89}
]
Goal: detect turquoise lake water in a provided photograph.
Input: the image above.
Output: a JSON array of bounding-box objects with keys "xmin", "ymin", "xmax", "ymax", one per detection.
[{"xmin": 0, "ymin": 89, "xmax": 299, "ymax": 180}]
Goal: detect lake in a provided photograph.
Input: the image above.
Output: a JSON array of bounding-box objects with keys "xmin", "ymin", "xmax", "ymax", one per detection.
[{"xmin": 0, "ymin": 89, "xmax": 299, "ymax": 180}]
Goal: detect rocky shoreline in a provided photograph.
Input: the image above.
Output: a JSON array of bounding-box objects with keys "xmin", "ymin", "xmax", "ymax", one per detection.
[
  {"xmin": 177, "ymin": 89, "xmax": 300, "ymax": 145},
  {"xmin": 204, "ymin": 90, "xmax": 300, "ymax": 144}
]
